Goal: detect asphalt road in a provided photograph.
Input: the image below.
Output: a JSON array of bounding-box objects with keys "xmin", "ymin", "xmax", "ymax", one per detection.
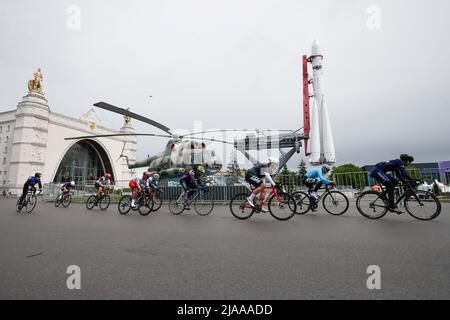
[{"xmin": 0, "ymin": 197, "xmax": 449, "ymax": 300}]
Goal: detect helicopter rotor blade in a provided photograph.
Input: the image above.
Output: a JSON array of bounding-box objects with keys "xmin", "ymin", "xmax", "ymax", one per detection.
[
  {"xmin": 64, "ymin": 133, "xmax": 172, "ymax": 141},
  {"xmin": 185, "ymin": 136, "xmax": 235, "ymax": 145},
  {"xmin": 183, "ymin": 129, "xmax": 294, "ymax": 137},
  {"xmin": 94, "ymin": 102, "xmax": 172, "ymax": 135}
]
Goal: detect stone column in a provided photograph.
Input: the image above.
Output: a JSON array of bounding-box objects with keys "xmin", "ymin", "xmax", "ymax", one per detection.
[
  {"xmin": 9, "ymin": 92, "xmax": 49, "ymax": 194},
  {"xmin": 119, "ymin": 122, "xmax": 137, "ymax": 182}
]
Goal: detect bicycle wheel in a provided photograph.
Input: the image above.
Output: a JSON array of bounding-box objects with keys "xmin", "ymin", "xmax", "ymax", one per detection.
[
  {"xmin": 404, "ymin": 191, "xmax": 441, "ymax": 221},
  {"xmin": 291, "ymin": 191, "xmax": 311, "ymax": 215},
  {"xmin": 268, "ymin": 192, "xmax": 296, "ymax": 221},
  {"xmin": 118, "ymin": 195, "xmax": 132, "ymax": 215},
  {"xmin": 26, "ymin": 195, "xmax": 37, "ymax": 213},
  {"xmin": 322, "ymin": 191, "xmax": 349, "ymax": 216},
  {"xmin": 99, "ymin": 195, "xmax": 111, "ymax": 211},
  {"xmin": 152, "ymin": 191, "xmax": 163, "ymax": 212},
  {"xmin": 55, "ymin": 195, "xmax": 62, "ymax": 207},
  {"xmin": 86, "ymin": 195, "xmax": 97, "ymax": 210},
  {"xmin": 139, "ymin": 198, "xmax": 154, "ymax": 216},
  {"xmin": 194, "ymin": 193, "xmax": 214, "ymax": 216},
  {"xmin": 356, "ymin": 191, "xmax": 388, "ymax": 219},
  {"xmin": 230, "ymin": 193, "xmax": 254, "ymax": 220},
  {"xmin": 169, "ymin": 197, "xmax": 185, "ymax": 215},
  {"xmin": 62, "ymin": 195, "xmax": 72, "ymax": 208}
]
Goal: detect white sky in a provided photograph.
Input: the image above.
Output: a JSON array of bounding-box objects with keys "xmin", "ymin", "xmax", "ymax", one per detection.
[{"xmin": 1, "ymin": 0, "xmax": 449, "ymax": 168}]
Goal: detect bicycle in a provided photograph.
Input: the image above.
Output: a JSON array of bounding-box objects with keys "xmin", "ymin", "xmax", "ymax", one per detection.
[
  {"xmin": 230, "ymin": 183, "xmax": 297, "ymax": 221},
  {"xmin": 118, "ymin": 190, "xmax": 154, "ymax": 216},
  {"xmin": 356, "ymin": 180, "xmax": 441, "ymax": 221},
  {"xmin": 55, "ymin": 192, "xmax": 73, "ymax": 208},
  {"xmin": 86, "ymin": 188, "xmax": 112, "ymax": 211},
  {"xmin": 169, "ymin": 186, "xmax": 214, "ymax": 216},
  {"xmin": 16, "ymin": 187, "xmax": 38, "ymax": 213},
  {"xmin": 292, "ymin": 184, "xmax": 349, "ymax": 216}
]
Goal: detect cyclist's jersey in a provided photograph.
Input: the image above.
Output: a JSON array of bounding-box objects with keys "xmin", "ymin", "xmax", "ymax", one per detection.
[
  {"xmin": 247, "ymin": 163, "xmax": 265, "ymax": 178},
  {"xmin": 146, "ymin": 176, "xmax": 158, "ymax": 188},
  {"xmin": 373, "ymin": 159, "xmax": 412, "ymax": 182},
  {"xmin": 97, "ymin": 176, "xmax": 111, "ymax": 186},
  {"xmin": 305, "ymin": 168, "xmax": 332, "ymax": 185},
  {"xmin": 130, "ymin": 175, "xmax": 146, "ymax": 188},
  {"xmin": 61, "ymin": 182, "xmax": 74, "ymax": 191},
  {"xmin": 180, "ymin": 170, "xmax": 202, "ymax": 188},
  {"xmin": 27, "ymin": 176, "xmax": 42, "ymax": 189}
]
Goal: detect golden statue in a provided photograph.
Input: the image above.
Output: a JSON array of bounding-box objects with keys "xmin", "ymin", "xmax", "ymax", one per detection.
[
  {"xmin": 124, "ymin": 108, "xmax": 131, "ymax": 125},
  {"xmin": 28, "ymin": 68, "xmax": 43, "ymax": 93}
]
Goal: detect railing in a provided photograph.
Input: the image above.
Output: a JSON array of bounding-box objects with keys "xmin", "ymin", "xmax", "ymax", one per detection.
[{"xmin": 42, "ymin": 168, "xmax": 450, "ymax": 203}]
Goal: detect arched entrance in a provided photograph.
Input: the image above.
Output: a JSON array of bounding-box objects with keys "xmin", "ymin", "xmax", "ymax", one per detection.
[{"xmin": 53, "ymin": 139, "xmax": 114, "ymax": 184}]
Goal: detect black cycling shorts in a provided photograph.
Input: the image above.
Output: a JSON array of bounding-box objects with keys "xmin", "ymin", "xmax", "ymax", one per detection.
[
  {"xmin": 95, "ymin": 182, "xmax": 101, "ymax": 189},
  {"xmin": 245, "ymin": 172, "xmax": 263, "ymax": 188}
]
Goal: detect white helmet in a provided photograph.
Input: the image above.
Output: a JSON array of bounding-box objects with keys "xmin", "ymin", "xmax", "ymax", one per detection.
[
  {"xmin": 70, "ymin": 181, "xmax": 75, "ymax": 187},
  {"xmin": 267, "ymin": 157, "xmax": 280, "ymax": 165},
  {"xmin": 322, "ymin": 164, "xmax": 332, "ymax": 173},
  {"xmin": 153, "ymin": 173, "xmax": 160, "ymax": 180}
]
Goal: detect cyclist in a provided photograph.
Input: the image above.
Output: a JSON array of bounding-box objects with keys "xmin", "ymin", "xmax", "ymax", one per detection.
[
  {"xmin": 130, "ymin": 171, "xmax": 151, "ymax": 208},
  {"xmin": 303, "ymin": 164, "xmax": 335, "ymax": 204},
  {"xmin": 18, "ymin": 172, "xmax": 43, "ymax": 210},
  {"xmin": 61, "ymin": 181, "xmax": 76, "ymax": 195},
  {"xmin": 180, "ymin": 166, "xmax": 205, "ymax": 210},
  {"xmin": 95, "ymin": 173, "xmax": 112, "ymax": 199},
  {"xmin": 245, "ymin": 157, "xmax": 279, "ymax": 207},
  {"xmin": 370, "ymin": 154, "xmax": 415, "ymax": 214},
  {"xmin": 146, "ymin": 173, "xmax": 160, "ymax": 193}
]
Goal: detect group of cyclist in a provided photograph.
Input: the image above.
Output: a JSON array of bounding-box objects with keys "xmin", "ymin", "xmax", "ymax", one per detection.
[
  {"xmin": 244, "ymin": 154, "xmax": 416, "ymax": 215},
  {"xmin": 17, "ymin": 153, "xmax": 417, "ymax": 216}
]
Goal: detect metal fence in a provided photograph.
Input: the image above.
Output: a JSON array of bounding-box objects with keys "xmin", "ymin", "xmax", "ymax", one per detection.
[{"xmin": 43, "ymin": 169, "xmax": 450, "ymax": 203}]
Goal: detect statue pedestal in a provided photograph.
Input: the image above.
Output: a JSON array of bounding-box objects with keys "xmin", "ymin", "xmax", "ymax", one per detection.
[
  {"xmin": 119, "ymin": 122, "xmax": 137, "ymax": 179},
  {"xmin": 8, "ymin": 92, "xmax": 50, "ymax": 194}
]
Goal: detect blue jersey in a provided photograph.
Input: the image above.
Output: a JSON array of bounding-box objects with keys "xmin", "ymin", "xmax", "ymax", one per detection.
[
  {"xmin": 305, "ymin": 168, "xmax": 332, "ymax": 185},
  {"xmin": 147, "ymin": 176, "xmax": 158, "ymax": 188},
  {"xmin": 61, "ymin": 182, "xmax": 74, "ymax": 191},
  {"xmin": 372, "ymin": 159, "xmax": 412, "ymax": 181},
  {"xmin": 27, "ymin": 176, "xmax": 42, "ymax": 188}
]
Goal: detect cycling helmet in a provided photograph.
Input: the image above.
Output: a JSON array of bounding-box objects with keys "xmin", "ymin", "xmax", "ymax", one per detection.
[
  {"xmin": 267, "ymin": 157, "xmax": 280, "ymax": 166},
  {"xmin": 70, "ymin": 181, "xmax": 75, "ymax": 187},
  {"xmin": 322, "ymin": 164, "xmax": 332, "ymax": 173},
  {"xmin": 35, "ymin": 172, "xmax": 42, "ymax": 178},
  {"xmin": 143, "ymin": 171, "xmax": 151, "ymax": 178},
  {"xmin": 196, "ymin": 165, "xmax": 206, "ymax": 174},
  {"xmin": 153, "ymin": 173, "xmax": 160, "ymax": 180},
  {"xmin": 105, "ymin": 173, "xmax": 112, "ymax": 179},
  {"xmin": 400, "ymin": 154, "xmax": 414, "ymax": 163}
]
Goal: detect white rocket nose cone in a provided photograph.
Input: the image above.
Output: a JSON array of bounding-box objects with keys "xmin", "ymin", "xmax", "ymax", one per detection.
[{"xmin": 312, "ymin": 39, "xmax": 321, "ymax": 55}]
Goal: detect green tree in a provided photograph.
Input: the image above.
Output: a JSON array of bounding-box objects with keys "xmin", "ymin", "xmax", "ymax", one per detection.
[{"xmin": 331, "ymin": 164, "xmax": 366, "ymax": 190}]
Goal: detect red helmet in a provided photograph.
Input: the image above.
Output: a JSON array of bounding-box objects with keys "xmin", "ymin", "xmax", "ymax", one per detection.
[
  {"xmin": 143, "ymin": 171, "xmax": 151, "ymax": 178},
  {"xmin": 105, "ymin": 173, "xmax": 112, "ymax": 179}
]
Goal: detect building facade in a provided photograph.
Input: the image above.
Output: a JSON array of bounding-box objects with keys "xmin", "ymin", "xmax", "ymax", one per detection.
[{"xmin": 0, "ymin": 90, "xmax": 137, "ymax": 195}]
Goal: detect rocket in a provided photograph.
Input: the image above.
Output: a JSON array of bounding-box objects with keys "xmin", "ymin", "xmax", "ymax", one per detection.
[{"xmin": 303, "ymin": 40, "xmax": 336, "ymax": 165}]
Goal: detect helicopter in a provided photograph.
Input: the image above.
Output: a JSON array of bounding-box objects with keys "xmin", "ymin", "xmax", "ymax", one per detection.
[
  {"xmin": 64, "ymin": 102, "xmax": 229, "ymax": 178},
  {"xmin": 64, "ymin": 102, "xmax": 306, "ymax": 179}
]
